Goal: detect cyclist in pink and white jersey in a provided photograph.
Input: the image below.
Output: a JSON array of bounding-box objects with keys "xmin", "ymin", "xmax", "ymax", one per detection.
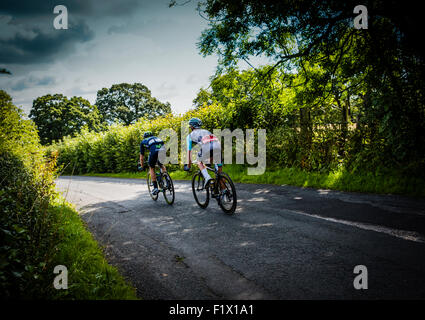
[{"xmin": 183, "ymin": 117, "xmax": 222, "ymax": 185}]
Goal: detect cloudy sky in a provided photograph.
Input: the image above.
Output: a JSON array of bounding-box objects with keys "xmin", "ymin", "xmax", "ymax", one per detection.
[{"xmin": 0, "ymin": 0, "xmax": 268, "ymax": 116}]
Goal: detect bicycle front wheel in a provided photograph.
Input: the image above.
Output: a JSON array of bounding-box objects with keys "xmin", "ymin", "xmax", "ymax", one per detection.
[
  {"xmin": 192, "ymin": 172, "xmax": 209, "ymax": 208},
  {"xmin": 147, "ymin": 173, "xmax": 158, "ymax": 201},
  {"xmin": 217, "ymin": 172, "xmax": 237, "ymax": 215},
  {"xmin": 162, "ymin": 173, "xmax": 175, "ymax": 205}
]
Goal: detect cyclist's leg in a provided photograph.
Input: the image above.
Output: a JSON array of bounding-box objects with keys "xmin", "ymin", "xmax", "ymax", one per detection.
[
  {"xmin": 210, "ymin": 141, "xmax": 226, "ymax": 190},
  {"xmin": 157, "ymin": 146, "xmax": 167, "ymax": 173},
  {"xmin": 196, "ymin": 146, "xmax": 206, "ymax": 170},
  {"xmin": 158, "ymin": 161, "xmax": 167, "ymax": 173},
  {"xmin": 149, "ymin": 167, "xmax": 156, "ymax": 181},
  {"xmin": 148, "ymin": 152, "xmax": 157, "ymax": 180},
  {"xmin": 197, "ymin": 161, "xmax": 206, "ymax": 171},
  {"xmin": 148, "ymin": 151, "xmax": 159, "ymax": 192},
  {"xmin": 218, "ymin": 165, "xmax": 226, "ymax": 190},
  {"xmin": 199, "ymin": 141, "xmax": 217, "ymax": 169},
  {"xmin": 197, "ymin": 147, "xmax": 212, "ymax": 183},
  {"xmin": 156, "ymin": 158, "xmax": 170, "ymax": 187}
]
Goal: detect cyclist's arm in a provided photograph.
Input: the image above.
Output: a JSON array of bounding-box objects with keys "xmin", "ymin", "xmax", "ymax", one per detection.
[
  {"xmin": 186, "ymin": 135, "xmax": 192, "ymax": 167},
  {"xmin": 140, "ymin": 142, "xmax": 145, "ymax": 167},
  {"xmin": 187, "ymin": 150, "xmax": 192, "ymax": 167}
]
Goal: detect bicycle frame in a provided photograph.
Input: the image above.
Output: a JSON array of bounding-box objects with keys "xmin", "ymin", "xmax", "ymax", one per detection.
[
  {"xmin": 146, "ymin": 164, "xmax": 174, "ymax": 205},
  {"xmin": 193, "ymin": 163, "xmax": 226, "ymax": 198},
  {"xmin": 206, "ymin": 165, "xmax": 225, "ymax": 197},
  {"xmin": 191, "ymin": 162, "xmax": 237, "ymax": 214}
]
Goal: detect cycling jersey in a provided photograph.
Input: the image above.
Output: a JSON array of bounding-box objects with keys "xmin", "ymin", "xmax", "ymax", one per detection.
[
  {"xmin": 187, "ymin": 129, "xmax": 222, "ymax": 165},
  {"xmin": 140, "ymin": 136, "xmax": 164, "ymax": 154},
  {"xmin": 140, "ymin": 136, "xmax": 165, "ymax": 168},
  {"xmin": 187, "ymin": 129, "xmax": 219, "ymax": 150}
]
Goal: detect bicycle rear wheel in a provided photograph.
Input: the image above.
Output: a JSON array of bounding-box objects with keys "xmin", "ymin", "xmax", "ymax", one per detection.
[
  {"xmin": 217, "ymin": 172, "xmax": 237, "ymax": 215},
  {"xmin": 162, "ymin": 173, "xmax": 175, "ymax": 205},
  {"xmin": 147, "ymin": 173, "xmax": 158, "ymax": 201},
  {"xmin": 192, "ymin": 171, "xmax": 209, "ymax": 208}
]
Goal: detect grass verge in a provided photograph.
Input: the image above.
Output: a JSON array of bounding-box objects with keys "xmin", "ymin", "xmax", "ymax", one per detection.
[
  {"xmin": 80, "ymin": 165, "xmax": 425, "ymax": 197},
  {"xmin": 49, "ymin": 196, "xmax": 138, "ymax": 299}
]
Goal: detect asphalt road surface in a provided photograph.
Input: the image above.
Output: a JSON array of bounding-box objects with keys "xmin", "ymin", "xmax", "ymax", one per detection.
[{"xmin": 56, "ymin": 176, "xmax": 425, "ymax": 299}]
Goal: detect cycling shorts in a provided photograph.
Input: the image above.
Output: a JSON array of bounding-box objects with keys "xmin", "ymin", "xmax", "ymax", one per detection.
[
  {"xmin": 197, "ymin": 140, "xmax": 222, "ymax": 166},
  {"xmin": 148, "ymin": 150, "xmax": 163, "ymax": 168}
]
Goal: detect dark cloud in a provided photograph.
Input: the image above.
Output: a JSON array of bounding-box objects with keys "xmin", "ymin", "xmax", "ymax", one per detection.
[
  {"xmin": 0, "ymin": 0, "xmax": 151, "ymax": 18},
  {"xmin": 36, "ymin": 75, "xmax": 55, "ymax": 86},
  {"xmin": 11, "ymin": 75, "xmax": 56, "ymax": 91},
  {"xmin": 0, "ymin": 20, "xmax": 94, "ymax": 64},
  {"xmin": 0, "ymin": 1, "xmax": 90, "ymax": 16},
  {"xmin": 0, "ymin": 0, "xmax": 169, "ymax": 65}
]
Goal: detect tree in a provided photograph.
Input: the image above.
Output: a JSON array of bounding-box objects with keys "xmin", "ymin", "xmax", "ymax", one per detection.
[
  {"xmin": 1, "ymin": 90, "xmax": 40, "ymax": 152},
  {"xmin": 95, "ymin": 83, "xmax": 172, "ymax": 125},
  {"xmin": 192, "ymin": 88, "xmax": 213, "ymax": 109},
  {"xmin": 193, "ymin": 67, "xmax": 296, "ymax": 128},
  {"xmin": 195, "ymin": 0, "xmax": 425, "ymax": 171},
  {"xmin": 29, "ymin": 94, "xmax": 102, "ymax": 145},
  {"xmin": 197, "ymin": 0, "xmax": 424, "ymax": 73}
]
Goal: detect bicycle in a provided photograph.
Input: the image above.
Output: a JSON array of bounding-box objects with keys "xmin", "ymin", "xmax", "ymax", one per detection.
[
  {"xmin": 140, "ymin": 164, "xmax": 175, "ymax": 205},
  {"xmin": 191, "ymin": 163, "xmax": 237, "ymax": 215}
]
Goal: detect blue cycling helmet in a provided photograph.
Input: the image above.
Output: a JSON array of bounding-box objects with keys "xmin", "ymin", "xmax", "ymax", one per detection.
[
  {"xmin": 143, "ymin": 131, "xmax": 153, "ymax": 138},
  {"xmin": 188, "ymin": 117, "xmax": 202, "ymax": 128}
]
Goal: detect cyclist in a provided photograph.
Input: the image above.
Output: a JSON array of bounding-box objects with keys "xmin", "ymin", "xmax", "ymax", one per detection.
[
  {"xmin": 183, "ymin": 117, "xmax": 222, "ymax": 186},
  {"xmin": 140, "ymin": 131, "xmax": 167, "ymax": 195}
]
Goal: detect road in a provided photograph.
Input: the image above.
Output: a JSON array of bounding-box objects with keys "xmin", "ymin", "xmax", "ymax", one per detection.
[{"xmin": 56, "ymin": 176, "xmax": 425, "ymax": 299}]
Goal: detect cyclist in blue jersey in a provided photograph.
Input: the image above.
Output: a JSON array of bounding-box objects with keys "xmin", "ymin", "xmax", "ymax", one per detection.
[
  {"xmin": 140, "ymin": 131, "xmax": 167, "ymax": 195},
  {"xmin": 183, "ymin": 118, "xmax": 222, "ymax": 186}
]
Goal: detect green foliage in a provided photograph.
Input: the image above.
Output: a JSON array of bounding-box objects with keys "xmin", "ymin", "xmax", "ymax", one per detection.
[
  {"xmin": 51, "ymin": 60, "xmax": 424, "ymax": 186},
  {"xmin": 194, "ymin": 67, "xmax": 296, "ymax": 129},
  {"xmin": 29, "ymin": 94, "xmax": 102, "ymax": 145},
  {"xmin": 1, "ymin": 90, "xmax": 41, "ymax": 156},
  {"xmin": 46, "ymin": 0, "xmax": 425, "ymax": 191},
  {"xmin": 82, "ymin": 164, "xmax": 425, "ymax": 197},
  {"xmin": 0, "ymin": 93, "xmax": 62, "ymax": 297},
  {"xmin": 0, "ymin": 151, "xmax": 56, "ymax": 298},
  {"xmin": 196, "ymin": 0, "xmax": 425, "ymax": 175},
  {"xmin": 96, "ymin": 83, "xmax": 172, "ymax": 125},
  {"xmin": 50, "ymin": 102, "xmax": 238, "ymax": 174},
  {"xmin": 191, "ymin": 67, "xmax": 357, "ymax": 172},
  {"xmin": 47, "ymin": 198, "xmax": 137, "ymax": 299},
  {"xmin": 1, "ymin": 90, "xmax": 137, "ymax": 299}
]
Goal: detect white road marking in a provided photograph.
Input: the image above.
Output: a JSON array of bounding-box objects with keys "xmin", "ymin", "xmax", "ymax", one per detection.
[{"xmin": 289, "ymin": 209, "xmax": 425, "ymax": 243}]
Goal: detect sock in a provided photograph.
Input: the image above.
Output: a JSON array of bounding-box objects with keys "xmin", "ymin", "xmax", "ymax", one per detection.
[
  {"xmin": 153, "ymin": 181, "xmax": 158, "ymax": 188},
  {"xmin": 201, "ymin": 169, "xmax": 212, "ymax": 181}
]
